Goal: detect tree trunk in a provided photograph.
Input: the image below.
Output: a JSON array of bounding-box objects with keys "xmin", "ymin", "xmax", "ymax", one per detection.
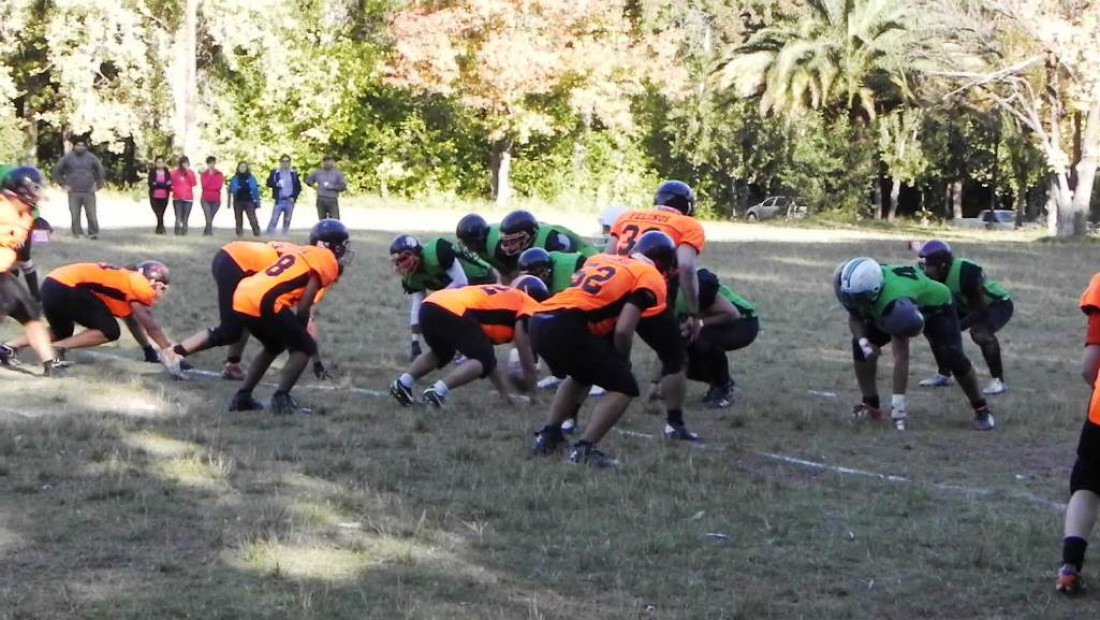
[
  {"xmin": 952, "ymin": 181, "xmax": 963, "ymax": 220},
  {"xmin": 171, "ymin": 0, "xmax": 199, "ymax": 158},
  {"xmin": 491, "ymin": 137, "xmax": 514, "ymax": 206},
  {"xmin": 21, "ymin": 103, "xmax": 37, "ymax": 165},
  {"xmin": 1070, "ymin": 100, "xmax": 1100, "ymax": 236},
  {"xmin": 872, "ymin": 177, "xmax": 883, "ymax": 219},
  {"xmin": 1015, "ymin": 188, "xmax": 1026, "ymax": 228},
  {"xmin": 887, "ymin": 179, "xmax": 901, "ymax": 221}
]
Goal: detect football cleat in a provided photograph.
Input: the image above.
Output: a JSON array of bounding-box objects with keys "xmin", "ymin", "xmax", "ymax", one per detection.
[
  {"xmin": 664, "ymin": 423, "xmax": 701, "ymax": 442},
  {"xmin": 42, "ymin": 358, "xmax": 70, "ymax": 377},
  {"xmin": 982, "ymin": 378, "xmax": 1007, "ymax": 396},
  {"xmin": 270, "ymin": 392, "xmax": 310, "ymax": 415},
  {"xmin": 537, "ymin": 375, "xmax": 562, "ymax": 391},
  {"xmin": 561, "ymin": 417, "xmax": 577, "ymax": 435},
  {"xmin": 568, "ymin": 441, "xmax": 619, "ymax": 469},
  {"xmin": 423, "ymin": 387, "xmax": 446, "ymax": 408},
  {"xmin": 0, "ymin": 344, "xmax": 21, "ymax": 367},
  {"xmin": 974, "ymin": 407, "xmax": 996, "ymax": 431},
  {"xmin": 893, "ymin": 417, "xmax": 907, "ymax": 431},
  {"xmin": 390, "ymin": 379, "xmax": 415, "ymax": 406},
  {"xmin": 228, "ymin": 390, "xmax": 264, "ymax": 412},
  {"xmin": 221, "ymin": 362, "xmax": 246, "ymax": 381},
  {"xmin": 531, "ymin": 425, "xmax": 566, "ymax": 455},
  {"xmin": 704, "ymin": 382, "xmax": 734, "ymax": 409},
  {"xmin": 1056, "ymin": 566, "xmax": 1085, "ymax": 595},
  {"xmin": 851, "ymin": 403, "xmax": 884, "ymax": 421},
  {"xmin": 919, "ymin": 374, "xmax": 954, "ymax": 388},
  {"xmin": 588, "ymin": 385, "xmax": 605, "ymax": 397}
]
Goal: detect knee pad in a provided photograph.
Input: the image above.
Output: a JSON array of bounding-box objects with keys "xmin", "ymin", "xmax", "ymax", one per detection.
[
  {"xmin": 206, "ymin": 324, "xmax": 244, "ymax": 348},
  {"xmin": 658, "ymin": 347, "xmax": 684, "ymax": 376},
  {"xmin": 1071, "ymin": 457, "xmax": 1100, "ymax": 495}
]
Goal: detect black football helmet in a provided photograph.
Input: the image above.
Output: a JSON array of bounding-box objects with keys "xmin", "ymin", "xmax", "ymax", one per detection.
[
  {"xmin": 389, "ymin": 234, "xmax": 422, "ymax": 276},
  {"xmin": 633, "ymin": 231, "xmax": 677, "ymax": 275},
  {"xmin": 2, "ymin": 166, "xmax": 45, "ymax": 207},
  {"xmin": 517, "ymin": 247, "xmax": 552, "ymax": 284},
  {"xmin": 456, "ymin": 214, "xmax": 490, "ymax": 253},
  {"xmin": 511, "ymin": 274, "xmax": 550, "ymax": 302},
  {"xmin": 136, "ymin": 260, "xmax": 171, "ymax": 286},
  {"xmin": 309, "ymin": 219, "xmax": 351, "ymax": 261},
  {"xmin": 654, "ymin": 180, "xmax": 695, "ymax": 216},
  {"xmin": 499, "ymin": 210, "xmax": 539, "ymax": 257}
]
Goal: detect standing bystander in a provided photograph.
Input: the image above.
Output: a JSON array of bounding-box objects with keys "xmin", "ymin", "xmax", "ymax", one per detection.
[
  {"xmin": 52, "ymin": 138, "xmax": 105, "ymax": 238},
  {"xmin": 305, "ymin": 155, "xmax": 347, "ymax": 220},
  {"xmin": 265, "ymin": 155, "xmax": 300, "ymax": 235},
  {"xmin": 148, "ymin": 156, "xmax": 172, "ymax": 234},
  {"xmin": 200, "ymin": 157, "xmax": 225, "ymax": 236},
  {"xmin": 170, "ymin": 156, "xmax": 197, "ymax": 236}
]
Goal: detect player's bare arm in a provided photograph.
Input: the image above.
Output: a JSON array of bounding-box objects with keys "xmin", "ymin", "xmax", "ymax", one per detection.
[
  {"xmin": 130, "ymin": 303, "xmax": 172, "ymax": 350},
  {"xmin": 676, "ymin": 245, "xmax": 701, "ymax": 340},
  {"xmin": 512, "ymin": 320, "xmax": 539, "ymax": 395},
  {"xmin": 1084, "ymin": 344, "xmax": 1100, "ymax": 386},
  {"xmin": 296, "ymin": 274, "xmax": 323, "ymax": 320},
  {"xmin": 701, "ymin": 293, "xmax": 740, "ymax": 326},
  {"xmin": 613, "ymin": 302, "xmax": 644, "ymax": 360}
]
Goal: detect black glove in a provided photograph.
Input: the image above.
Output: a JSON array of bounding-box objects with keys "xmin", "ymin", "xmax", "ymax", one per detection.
[
  {"xmin": 313, "ymin": 360, "xmax": 331, "ymax": 380},
  {"xmin": 143, "ymin": 345, "xmax": 160, "ymax": 363},
  {"xmin": 409, "ymin": 340, "xmax": 422, "ymax": 362}
]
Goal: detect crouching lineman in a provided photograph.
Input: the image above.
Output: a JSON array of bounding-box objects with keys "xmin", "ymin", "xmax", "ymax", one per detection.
[
  {"xmin": 227, "ymin": 223, "xmax": 349, "ymax": 414},
  {"xmin": 679, "ymin": 268, "xmax": 759, "ymax": 409},
  {"xmin": 389, "ymin": 276, "xmax": 549, "ymax": 407},
  {"xmin": 529, "ymin": 231, "xmax": 675, "ymax": 468},
  {"xmin": 0, "ymin": 167, "xmax": 64, "ymax": 374},
  {"xmin": 456, "ymin": 210, "xmax": 595, "ymax": 278},
  {"xmin": 1055, "ymin": 272, "xmax": 1100, "ymax": 594},
  {"xmin": 390, "ymin": 234, "xmax": 496, "ymax": 361},
  {"xmin": 609, "ymin": 180, "xmax": 706, "ymax": 440},
  {"xmin": 917, "ymin": 240, "xmax": 1013, "ymax": 395},
  {"xmin": 5, "ymin": 260, "xmax": 181, "ymax": 375},
  {"xmin": 835, "ymin": 257, "xmax": 994, "ymax": 431}
]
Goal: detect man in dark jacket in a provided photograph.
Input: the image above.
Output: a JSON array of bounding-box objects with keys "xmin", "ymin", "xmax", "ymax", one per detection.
[
  {"xmin": 52, "ymin": 138, "xmax": 105, "ymax": 238},
  {"xmin": 265, "ymin": 155, "xmax": 301, "ymax": 236}
]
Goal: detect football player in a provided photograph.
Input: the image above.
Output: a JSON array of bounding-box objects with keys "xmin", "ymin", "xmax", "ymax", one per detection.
[
  {"xmin": 456, "ymin": 210, "xmax": 595, "ymax": 277},
  {"xmin": 389, "ymin": 276, "xmax": 549, "ymax": 408},
  {"xmin": 0, "ymin": 166, "xmax": 45, "ymax": 301},
  {"xmin": 596, "ymin": 205, "xmax": 628, "ymax": 248},
  {"xmin": 391, "ymin": 234, "xmax": 496, "ymax": 361},
  {"xmin": 835, "ymin": 257, "xmax": 994, "ymax": 431},
  {"xmin": 676, "ymin": 268, "xmax": 758, "ymax": 409},
  {"xmin": 1055, "ymin": 271, "xmax": 1100, "ymax": 594},
  {"xmin": 529, "ymin": 231, "xmax": 675, "ymax": 468},
  {"xmin": 917, "ymin": 240, "xmax": 1012, "ymax": 396},
  {"xmin": 227, "ymin": 228, "xmax": 348, "ymax": 414},
  {"xmin": 517, "ymin": 247, "xmax": 587, "ymax": 295},
  {"xmin": 5, "ymin": 260, "xmax": 181, "ymax": 375},
  {"xmin": 0, "ymin": 167, "xmax": 64, "ymax": 374},
  {"xmin": 608, "ymin": 180, "xmax": 706, "ymax": 440},
  {"xmin": 170, "ymin": 224, "xmax": 341, "ymax": 379}
]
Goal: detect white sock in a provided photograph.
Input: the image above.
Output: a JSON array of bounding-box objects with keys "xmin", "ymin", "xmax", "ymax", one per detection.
[
  {"xmin": 399, "ymin": 373, "xmax": 414, "ymax": 389},
  {"xmin": 431, "ymin": 380, "xmax": 449, "ymax": 397}
]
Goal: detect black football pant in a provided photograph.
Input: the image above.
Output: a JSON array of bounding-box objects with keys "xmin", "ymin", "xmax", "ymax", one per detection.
[{"xmin": 686, "ymin": 317, "xmax": 759, "ymax": 387}]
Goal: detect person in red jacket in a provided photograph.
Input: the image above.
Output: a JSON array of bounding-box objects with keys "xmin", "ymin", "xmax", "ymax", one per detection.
[
  {"xmin": 199, "ymin": 156, "xmax": 225, "ymax": 236},
  {"xmin": 170, "ymin": 156, "xmax": 198, "ymax": 236}
]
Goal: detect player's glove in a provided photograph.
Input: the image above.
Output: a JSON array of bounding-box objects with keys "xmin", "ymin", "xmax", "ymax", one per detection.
[
  {"xmin": 409, "ymin": 339, "xmax": 422, "ymax": 361},
  {"xmin": 143, "ymin": 345, "xmax": 160, "ymax": 363},
  {"xmin": 313, "ymin": 360, "xmax": 331, "ymax": 380}
]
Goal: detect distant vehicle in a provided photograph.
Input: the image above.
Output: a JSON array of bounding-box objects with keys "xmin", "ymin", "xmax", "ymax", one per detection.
[
  {"xmin": 954, "ymin": 209, "xmax": 1016, "ymax": 231},
  {"xmin": 744, "ymin": 196, "xmax": 804, "ymax": 222}
]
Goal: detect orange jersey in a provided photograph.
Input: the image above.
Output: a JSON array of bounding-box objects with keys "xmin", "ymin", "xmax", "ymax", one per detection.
[
  {"xmin": 232, "ymin": 245, "xmax": 340, "ymax": 317},
  {"xmin": 0, "ymin": 194, "xmax": 33, "ymax": 272},
  {"xmin": 610, "ymin": 208, "xmax": 705, "ymax": 255},
  {"xmin": 537, "ymin": 254, "xmax": 667, "ymax": 336},
  {"xmin": 221, "ymin": 240, "xmax": 294, "ymax": 274},
  {"xmin": 1082, "ymin": 274, "xmax": 1100, "ymax": 424},
  {"xmin": 47, "ymin": 262, "xmax": 157, "ymax": 318},
  {"xmin": 426, "ymin": 285, "xmax": 541, "ymax": 344}
]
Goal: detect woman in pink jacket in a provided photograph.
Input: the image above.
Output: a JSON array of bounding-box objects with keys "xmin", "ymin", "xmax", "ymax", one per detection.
[{"xmin": 169, "ymin": 156, "xmax": 198, "ymax": 236}]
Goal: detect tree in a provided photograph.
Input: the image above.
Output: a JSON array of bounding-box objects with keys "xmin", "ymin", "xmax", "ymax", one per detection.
[
  {"xmin": 386, "ymin": 0, "xmax": 655, "ymax": 205},
  {"xmin": 877, "ymin": 108, "xmax": 927, "ymax": 220},
  {"xmin": 932, "ymin": 0, "xmax": 1100, "ymax": 237},
  {"xmin": 714, "ymin": 0, "xmax": 920, "ymax": 121}
]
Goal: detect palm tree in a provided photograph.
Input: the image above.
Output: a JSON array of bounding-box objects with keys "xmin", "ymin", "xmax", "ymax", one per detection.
[{"xmin": 714, "ymin": 0, "xmax": 920, "ymax": 122}]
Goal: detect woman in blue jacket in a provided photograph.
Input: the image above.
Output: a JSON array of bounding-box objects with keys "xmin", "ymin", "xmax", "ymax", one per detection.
[{"xmin": 228, "ymin": 162, "xmax": 261, "ymax": 237}]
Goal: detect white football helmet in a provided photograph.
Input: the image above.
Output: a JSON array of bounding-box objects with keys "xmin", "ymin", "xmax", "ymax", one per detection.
[
  {"xmin": 838, "ymin": 257, "xmax": 884, "ymax": 305},
  {"xmin": 595, "ymin": 204, "xmax": 629, "ymax": 246}
]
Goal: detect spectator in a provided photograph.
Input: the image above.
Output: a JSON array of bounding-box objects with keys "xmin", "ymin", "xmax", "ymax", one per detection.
[
  {"xmin": 52, "ymin": 137, "xmax": 105, "ymax": 239},
  {"xmin": 305, "ymin": 155, "xmax": 348, "ymax": 220},
  {"xmin": 228, "ymin": 162, "xmax": 262, "ymax": 237},
  {"xmin": 265, "ymin": 154, "xmax": 301, "ymax": 236},
  {"xmin": 200, "ymin": 156, "xmax": 225, "ymax": 236},
  {"xmin": 170, "ymin": 156, "xmax": 197, "ymax": 236},
  {"xmin": 147, "ymin": 156, "xmax": 172, "ymax": 235}
]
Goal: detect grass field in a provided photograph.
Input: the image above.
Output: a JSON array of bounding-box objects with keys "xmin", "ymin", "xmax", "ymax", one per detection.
[{"xmin": 2, "ymin": 224, "xmax": 1100, "ymax": 619}]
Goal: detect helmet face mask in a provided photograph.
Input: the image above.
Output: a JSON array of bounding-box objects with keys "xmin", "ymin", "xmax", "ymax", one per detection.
[
  {"xmin": 391, "ymin": 251, "xmax": 420, "ymax": 276},
  {"xmin": 2, "ymin": 167, "xmax": 45, "ymax": 207},
  {"xmin": 517, "ymin": 248, "xmax": 552, "ymax": 284},
  {"xmin": 500, "ymin": 230, "xmax": 532, "ymax": 257},
  {"xmin": 499, "ymin": 210, "xmax": 538, "ymax": 257},
  {"xmin": 917, "ymin": 240, "xmax": 952, "ymax": 279},
  {"xmin": 135, "ymin": 260, "xmax": 171, "ymax": 300},
  {"xmin": 456, "ymin": 214, "xmax": 490, "ymax": 252}
]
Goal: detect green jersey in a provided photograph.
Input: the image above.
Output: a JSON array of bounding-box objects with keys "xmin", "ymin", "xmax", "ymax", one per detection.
[
  {"xmin": 547, "ymin": 251, "xmax": 587, "ymax": 294},
  {"xmin": 486, "ymin": 222, "xmax": 593, "ymax": 273},
  {"xmin": 676, "ymin": 269, "xmax": 756, "ymax": 319},
  {"xmin": 864, "ymin": 264, "xmax": 952, "ymax": 322},
  {"xmin": 943, "ymin": 258, "xmax": 1009, "ymax": 310},
  {"xmin": 401, "ymin": 237, "xmax": 494, "ymax": 294}
]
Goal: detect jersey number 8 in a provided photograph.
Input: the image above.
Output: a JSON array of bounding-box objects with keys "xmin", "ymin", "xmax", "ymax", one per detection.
[{"xmin": 265, "ymin": 254, "xmax": 297, "ymax": 276}]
